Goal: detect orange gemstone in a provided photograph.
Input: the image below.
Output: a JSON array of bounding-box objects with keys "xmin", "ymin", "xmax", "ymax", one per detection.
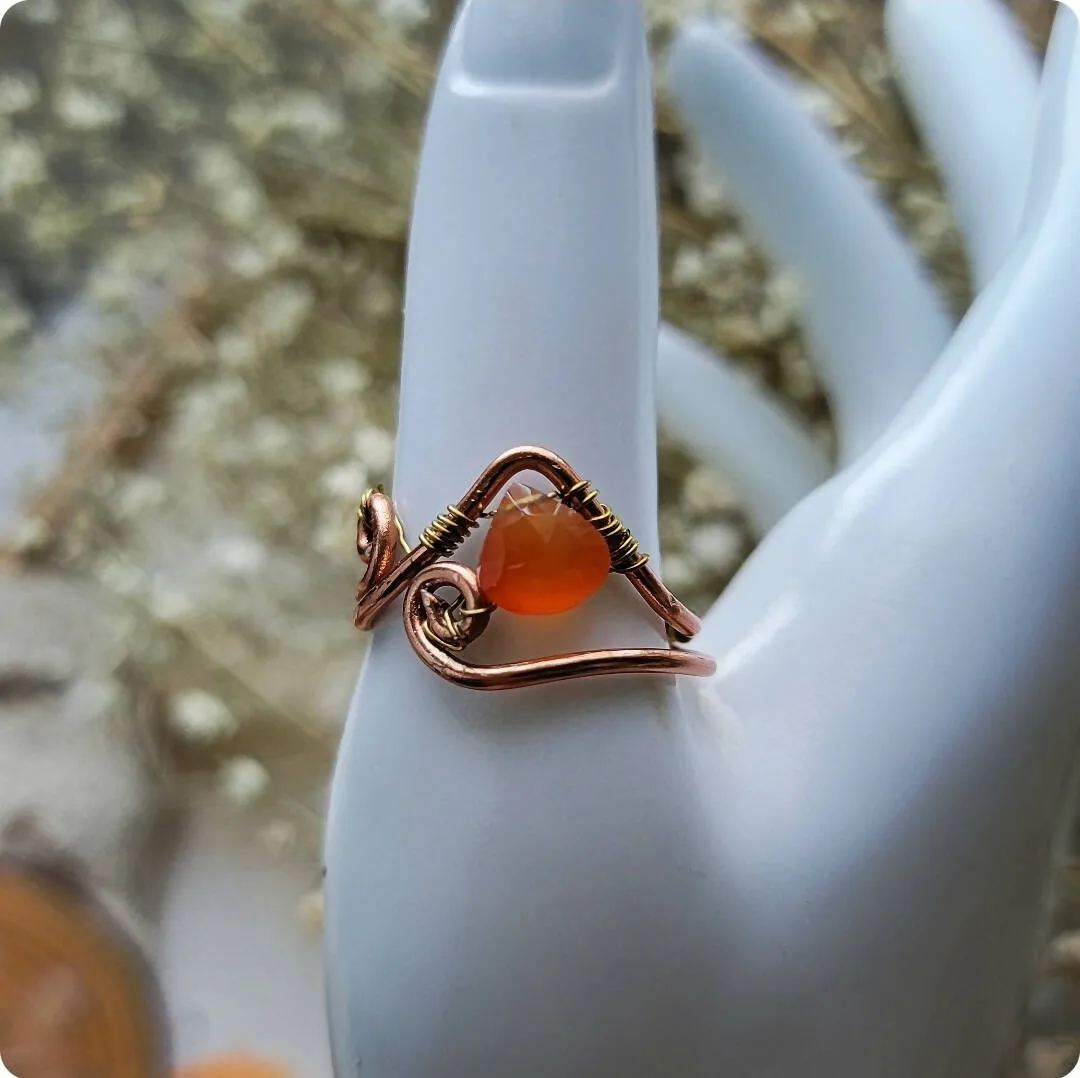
[{"xmin": 478, "ymin": 483, "xmax": 611, "ymax": 615}]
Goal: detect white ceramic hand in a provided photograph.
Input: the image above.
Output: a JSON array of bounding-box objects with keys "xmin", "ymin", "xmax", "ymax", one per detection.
[
  {"xmin": 659, "ymin": 0, "xmax": 1040, "ymax": 530},
  {"xmin": 324, "ymin": 3, "xmax": 1080, "ymax": 1077},
  {"xmin": 675, "ymin": 5, "xmax": 1080, "ymax": 1075}
]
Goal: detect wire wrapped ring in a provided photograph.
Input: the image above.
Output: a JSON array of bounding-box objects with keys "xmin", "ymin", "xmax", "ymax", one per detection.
[{"xmin": 353, "ymin": 446, "xmax": 716, "ymax": 691}]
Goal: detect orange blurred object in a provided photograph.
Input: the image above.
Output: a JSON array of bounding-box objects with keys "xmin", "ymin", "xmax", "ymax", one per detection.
[
  {"xmin": 0, "ymin": 852, "xmax": 169, "ymax": 1078},
  {"xmin": 176, "ymin": 1055, "xmax": 293, "ymax": 1078}
]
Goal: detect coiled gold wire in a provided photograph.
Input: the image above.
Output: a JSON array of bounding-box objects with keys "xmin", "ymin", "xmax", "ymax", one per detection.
[
  {"xmin": 419, "ymin": 504, "xmax": 477, "ymax": 557},
  {"xmin": 563, "ymin": 480, "xmax": 649, "ymax": 574},
  {"xmin": 423, "ymin": 610, "xmax": 467, "ymax": 652}
]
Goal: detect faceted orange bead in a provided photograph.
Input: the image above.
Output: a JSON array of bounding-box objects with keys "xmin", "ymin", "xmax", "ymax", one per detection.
[{"xmin": 478, "ymin": 483, "xmax": 611, "ymax": 615}]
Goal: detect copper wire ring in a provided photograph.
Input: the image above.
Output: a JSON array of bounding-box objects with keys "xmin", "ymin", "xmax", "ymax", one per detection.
[{"xmin": 353, "ymin": 446, "xmax": 717, "ymax": 691}]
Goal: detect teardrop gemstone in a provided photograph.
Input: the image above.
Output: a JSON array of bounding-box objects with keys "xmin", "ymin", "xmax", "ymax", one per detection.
[{"xmin": 477, "ymin": 483, "xmax": 611, "ymax": 615}]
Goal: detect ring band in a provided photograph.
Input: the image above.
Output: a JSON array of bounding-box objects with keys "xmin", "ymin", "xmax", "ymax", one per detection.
[{"xmin": 353, "ymin": 445, "xmax": 717, "ymax": 691}]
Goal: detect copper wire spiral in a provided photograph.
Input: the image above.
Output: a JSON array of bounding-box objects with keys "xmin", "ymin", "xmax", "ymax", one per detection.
[{"xmin": 353, "ymin": 446, "xmax": 716, "ymax": 690}]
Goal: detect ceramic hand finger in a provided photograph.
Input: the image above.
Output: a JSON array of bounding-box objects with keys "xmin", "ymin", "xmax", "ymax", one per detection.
[
  {"xmin": 325, "ymin": 3, "xmax": 723, "ymax": 1075},
  {"xmin": 886, "ymin": 0, "xmax": 1040, "ymax": 289},
  {"xmin": 665, "ymin": 19, "xmax": 953, "ymax": 463},
  {"xmin": 657, "ymin": 323, "xmax": 830, "ymax": 532},
  {"xmin": 659, "ymin": 3, "xmax": 1037, "ymax": 530}
]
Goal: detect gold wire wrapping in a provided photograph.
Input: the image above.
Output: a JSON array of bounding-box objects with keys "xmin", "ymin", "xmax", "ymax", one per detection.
[
  {"xmin": 563, "ymin": 480, "xmax": 649, "ymax": 574},
  {"xmin": 418, "ymin": 504, "xmax": 477, "ymax": 557},
  {"xmin": 418, "ymin": 589, "xmax": 492, "ymax": 652}
]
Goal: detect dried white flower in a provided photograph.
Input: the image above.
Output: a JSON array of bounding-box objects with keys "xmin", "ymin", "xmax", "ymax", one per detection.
[
  {"xmin": 251, "ymin": 281, "xmax": 315, "ymax": 347},
  {"xmin": 671, "ymin": 246, "xmax": 707, "ymax": 289},
  {"xmin": 260, "ymin": 222, "xmax": 302, "ymax": 263},
  {"xmin": 661, "ymin": 552, "xmax": 698, "ymax": 595},
  {"xmin": 361, "ymin": 275, "xmax": 398, "ymax": 320},
  {"xmin": 168, "ymin": 690, "xmax": 237, "ymax": 743},
  {"xmin": 688, "ymin": 522, "xmax": 743, "ymax": 571},
  {"xmin": 683, "ymin": 467, "xmax": 740, "ymax": 514},
  {"xmin": 0, "ymin": 74, "xmax": 39, "ymax": 115},
  {"xmin": 313, "ymin": 514, "xmax": 353, "ymax": 557},
  {"xmin": 54, "ymin": 87, "xmax": 125, "ymax": 131},
  {"xmin": 706, "ymin": 234, "xmax": 749, "ymax": 270},
  {"xmin": 249, "ymin": 416, "xmax": 294, "ymax": 457},
  {"xmin": 676, "ymin": 148, "xmax": 727, "ymax": 217},
  {"xmin": 230, "ymin": 92, "xmax": 345, "ymax": 144},
  {"xmin": 780, "ymin": 346, "xmax": 820, "ymax": 405},
  {"xmin": 217, "ymin": 183, "xmax": 264, "ymax": 228},
  {"xmin": 259, "ymin": 820, "xmax": 298, "ymax": 859},
  {"xmin": 860, "ymin": 49, "xmax": 893, "ymax": 91},
  {"xmin": 17, "ymin": 0, "xmax": 59, "ymax": 24},
  {"xmin": 221, "ymin": 756, "xmax": 270, "ymax": 806},
  {"xmin": 375, "ymin": 0, "xmax": 430, "ymax": 30},
  {"xmin": 96, "ymin": 557, "xmax": 146, "ymax": 597},
  {"xmin": 759, "ymin": 271, "xmax": 803, "ymax": 337},
  {"xmin": 199, "ymin": 0, "xmax": 257, "ymax": 22},
  {"xmin": 352, "ymin": 427, "xmax": 394, "ymax": 473},
  {"xmin": 0, "ymin": 138, "xmax": 45, "ymax": 196},
  {"xmin": 766, "ymin": 2, "xmax": 815, "ymax": 37},
  {"xmin": 903, "ymin": 187, "xmax": 954, "ymax": 254},
  {"xmin": 74, "ymin": 0, "xmax": 137, "ymax": 43},
  {"xmin": 343, "ymin": 54, "xmax": 392, "ymax": 96},
  {"xmin": 1047, "ymin": 931, "xmax": 1080, "ymax": 970},
  {"xmin": 174, "ymin": 379, "xmax": 248, "ymax": 439},
  {"xmin": 795, "ymin": 83, "xmax": 845, "ymax": 128},
  {"xmin": 225, "ymin": 243, "xmax": 277, "ymax": 280},
  {"xmin": 115, "ymin": 475, "xmax": 166, "ymax": 517},
  {"xmin": 8, "ymin": 516, "xmax": 50, "ymax": 554},
  {"xmin": 224, "ymin": 224, "xmax": 303, "ymax": 280},
  {"xmin": 317, "ymin": 359, "xmax": 371, "ymax": 398},
  {"xmin": 148, "ymin": 584, "xmax": 195, "ymax": 625},
  {"xmin": 320, "ymin": 462, "xmax": 370, "ymax": 501},
  {"xmin": 271, "ymin": 92, "xmax": 345, "ymax": 140},
  {"xmin": 214, "ymin": 326, "xmax": 259, "ymax": 368},
  {"xmin": 208, "ymin": 535, "xmax": 267, "ymax": 577},
  {"xmin": 189, "ymin": 143, "xmax": 255, "ymax": 198},
  {"xmin": 0, "ymin": 298, "xmax": 32, "ymax": 342}
]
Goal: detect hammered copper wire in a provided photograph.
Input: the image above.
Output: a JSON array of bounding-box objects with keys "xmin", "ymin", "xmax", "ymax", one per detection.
[{"xmin": 353, "ymin": 446, "xmax": 716, "ymax": 690}]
